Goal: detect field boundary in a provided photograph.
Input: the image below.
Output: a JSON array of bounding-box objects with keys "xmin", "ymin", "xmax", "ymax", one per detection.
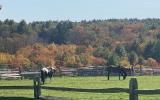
[
  {"xmin": 1, "ymin": 77, "xmax": 160, "ymax": 100},
  {"xmin": 0, "ymin": 86, "xmax": 33, "ymax": 89},
  {"xmin": 0, "ymin": 86, "xmax": 129, "ymax": 93}
]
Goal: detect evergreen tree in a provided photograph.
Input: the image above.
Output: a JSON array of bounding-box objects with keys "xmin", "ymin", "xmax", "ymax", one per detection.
[
  {"xmin": 156, "ymin": 32, "xmax": 160, "ymax": 40},
  {"xmin": 138, "ymin": 56, "xmax": 145, "ymax": 75},
  {"xmin": 152, "ymin": 40, "xmax": 160, "ymax": 62},
  {"xmin": 17, "ymin": 20, "xmax": 28, "ymax": 34},
  {"xmin": 143, "ymin": 41, "xmax": 154, "ymax": 59},
  {"xmin": 115, "ymin": 45, "xmax": 126, "ymax": 58},
  {"xmin": 108, "ymin": 53, "xmax": 120, "ymax": 65},
  {"xmin": 53, "ymin": 21, "xmax": 73, "ymax": 44},
  {"xmin": 128, "ymin": 51, "xmax": 138, "ymax": 76}
]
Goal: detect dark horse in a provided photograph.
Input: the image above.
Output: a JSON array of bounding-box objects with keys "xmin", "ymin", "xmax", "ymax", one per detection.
[
  {"xmin": 40, "ymin": 67, "xmax": 56, "ymax": 84},
  {"xmin": 104, "ymin": 65, "xmax": 127, "ymax": 80}
]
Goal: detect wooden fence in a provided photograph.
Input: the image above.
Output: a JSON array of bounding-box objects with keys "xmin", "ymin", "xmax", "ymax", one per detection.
[
  {"xmin": 1, "ymin": 77, "xmax": 160, "ymax": 100},
  {"xmin": 129, "ymin": 78, "xmax": 160, "ymax": 100}
]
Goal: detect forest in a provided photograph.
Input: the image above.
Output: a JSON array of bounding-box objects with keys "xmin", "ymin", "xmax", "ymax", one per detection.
[{"xmin": 0, "ymin": 18, "xmax": 160, "ymax": 70}]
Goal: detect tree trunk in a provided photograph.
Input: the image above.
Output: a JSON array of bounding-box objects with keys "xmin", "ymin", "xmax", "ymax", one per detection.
[
  {"xmin": 131, "ymin": 65, "xmax": 134, "ymax": 76},
  {"xmin": 140, "ymin": 65, "xmax": 142, "ymax": 76}
]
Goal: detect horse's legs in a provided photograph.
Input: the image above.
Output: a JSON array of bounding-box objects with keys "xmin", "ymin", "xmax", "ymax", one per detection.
[
  {"xmin": 123, "ymin": 73, "xmax": 125, "ymax": 80},
  {"xmin": 41, "ymin": 71, "xmax": 45, "ymax": 85},
  {"xmin": 49, "ymin": 76, "xmax": 52, "ymax": 83},
  {"xmin": 107, "ymin": 71, "xmax": 110, "ymax": 80},
  {"xmin": 122, "ymin": 72, "xmax": 126, "ymax": 80},
  {"xmin": 42, "ymin": 77, "xmax": 46, "ymax": 84},
  {"xmin": 42, "ymin": 80, "xmax": 44, "ymax": 84},
  {"xmin": 119, "ymin": 72, "xmax": 121, "ymax": 80},
  {"xmin": 123, "ymin": 71, "xmax": 127, "ymax": 80},
  {"xmin": 41, "ymin": 77, "xmax": 45, "ymax": 85},
  {"xmin": 108, "ymin": 73, "xmax": 109, "ymax": 80}
]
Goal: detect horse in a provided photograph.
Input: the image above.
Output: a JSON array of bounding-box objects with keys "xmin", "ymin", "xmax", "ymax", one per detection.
[
  {"xmin": 104, "ymin": 65, "xmax": 127, "ymax": 80},
  {"xmin": 40, "ymin": 67, "xmax": 56, "ymax": 84}
]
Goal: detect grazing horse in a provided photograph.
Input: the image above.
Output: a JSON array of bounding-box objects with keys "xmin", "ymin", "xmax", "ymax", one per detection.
[
  {"xmin": 104, "ymin": 65, "xmax": 127, "ymax": 80},
  {"xmin": 40, "ymin": 67, "xmax": 56, "ymax": 84}
]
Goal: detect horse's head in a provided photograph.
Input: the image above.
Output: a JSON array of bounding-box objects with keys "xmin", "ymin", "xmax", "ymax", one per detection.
[
  {"xmin": 47, "ymin": 67, "xmax": 56, "ymax": 72},
  {"xmin": 51, "ymin": 67, "xmax": 56, "ymax": 70},
  {"xmin": 42, "ymin": 67, "xmax": 49, "ymax": 73}
]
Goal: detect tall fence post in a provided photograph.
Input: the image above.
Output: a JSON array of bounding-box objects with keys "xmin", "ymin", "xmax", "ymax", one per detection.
[
  {"xmin": 33, "ymin": 77, "xmax": 41, "ymax": 99},
  {"xmin": 129, "ymin": 78, "xmax": 138, "ymax": 100},
  {"xmin": 37, "ymin": 77, "xmax": 41, "ymax": 98}
]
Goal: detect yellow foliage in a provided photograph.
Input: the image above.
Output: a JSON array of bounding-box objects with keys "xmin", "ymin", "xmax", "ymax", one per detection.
[
  {"xmin": 0, "ymin": 53, "xmax": 15, "ymax": 64},
  {"xmin": 119, "ymin": 57, "xmax": 130, "ymax": 67}
]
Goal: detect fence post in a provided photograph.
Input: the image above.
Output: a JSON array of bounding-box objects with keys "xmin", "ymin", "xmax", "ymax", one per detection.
[
  {"xmin": 33, "ymin": 77, "xmax": 41, "ymax": 99},
  {"xmin": 37, "ymin": 77, "xmax": 41, "ymax": 98},
  {"xmin": 129, "ymin": 78, "xmax": 138, "ymax": 100},
  {"xmin": 33, "ymin": 77, "xmax": 37, "ymax": 99}
]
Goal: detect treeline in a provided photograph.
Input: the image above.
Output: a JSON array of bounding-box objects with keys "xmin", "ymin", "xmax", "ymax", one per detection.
[
  {"xmin": 1, "ymin": 18, "xmax": 160, "ymax": 53},
  {"xmin": 0, "ymin": 19, "xmax": 160, "ymax": 69}
]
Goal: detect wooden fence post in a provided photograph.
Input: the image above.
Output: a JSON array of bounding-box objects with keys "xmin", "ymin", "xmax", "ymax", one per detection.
[
  {"xmin": 33, "ymin": 77, "xmax": 37, "ymax": 99},
  {"xmin": 33, "ymin": 77, "xmax": 41, "ymax": 99},
  {"xmin": 129, "ymin": 78, "xmax": 138, "ymax": 100},
  {"xmin": 37, "ymin": 77, "xmax": 41, "ymax": 97}
]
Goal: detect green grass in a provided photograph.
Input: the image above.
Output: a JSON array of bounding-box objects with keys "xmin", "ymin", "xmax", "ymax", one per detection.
[{"xmin": 0, "ymin": 76, "xmax": 160, "ymax": 100}]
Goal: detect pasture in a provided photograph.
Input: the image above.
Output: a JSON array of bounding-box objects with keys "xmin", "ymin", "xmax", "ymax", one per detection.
[{"xmin": 0, "ymin": 76, "xmax": 160, "ymax": 100}]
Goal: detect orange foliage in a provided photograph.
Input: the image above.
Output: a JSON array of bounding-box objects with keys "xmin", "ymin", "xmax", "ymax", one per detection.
[
  {"xmin": 2, "ymin": 43, "xmax": 108, "ymax": 69},
  {"xmin": 122, "ymin": 23, "xmax": 144, "ymax": 33},
  {"xmin": 147, "ymin": 58, "xmax": 160, "ymax": 68},
  {"xmin": 91, "ymin": 56, "xmax": 106, "ymax": 66},
  {"xmin": 9, "ymin": 54, "xmax": 30, "ymax": 69}
]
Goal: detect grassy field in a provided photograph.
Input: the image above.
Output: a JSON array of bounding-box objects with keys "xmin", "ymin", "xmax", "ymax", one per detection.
[{"xmin": 0, "ymin": 76, "xmax": 160, "ymax": 100}]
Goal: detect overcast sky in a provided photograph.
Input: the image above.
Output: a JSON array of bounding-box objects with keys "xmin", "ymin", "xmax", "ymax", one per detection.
[{"xmin": 0, "ymin": 0, "xmax": 159, "ymax": 22}]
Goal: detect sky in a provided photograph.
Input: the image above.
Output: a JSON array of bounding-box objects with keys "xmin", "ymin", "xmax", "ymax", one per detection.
[{"xmin": 0, "ymin": 0, "xmax": 160, "ymax": 22}]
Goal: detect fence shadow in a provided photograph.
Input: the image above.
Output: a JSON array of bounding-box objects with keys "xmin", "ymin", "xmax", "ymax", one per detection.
[
  {"xmin": 0, "ymin": 97, "xmax": 33, "ymax": 100},
  {"xmin": 0, "ymin": 86, "xmax": 129, "ymax": 93},
  {"xmin": 42, "ymin": 86, "xmax": 129, "ymax": 93},
  {"xmin": 0, "ymin": 86, "xmax": 33, "ymax": 89},
  {"xmin": 138, "ymin": 89, "xmax": 160, "ymax": 95}
]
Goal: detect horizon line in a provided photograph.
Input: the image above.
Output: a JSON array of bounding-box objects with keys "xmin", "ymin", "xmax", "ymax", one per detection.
[{"xmin": 1, "ymin": 17, "xmax": 160, "ymax": 23}]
